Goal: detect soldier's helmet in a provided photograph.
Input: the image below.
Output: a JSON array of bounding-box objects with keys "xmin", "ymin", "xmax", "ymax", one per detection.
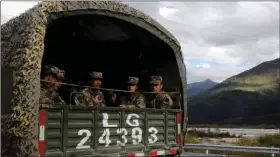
[
  {"xmin": 127, "ymin": 76, "xmax": 139, "ymax": 85},
  {"xmin": 149, "ymin": 75, "xmax": 163, "ymax": 85},
  {"xmin": 90, "ymin": 72, "xmax": 103, "ymax": 80},
  {"xmin": 43, "ymin": 65, "xmax": 65, "ymax": 80}
]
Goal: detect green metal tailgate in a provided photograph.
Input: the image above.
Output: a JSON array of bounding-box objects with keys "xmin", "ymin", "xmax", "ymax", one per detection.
[{"xmin": 40, "ymin": 105, "xmax": 181, "ymax": 157}]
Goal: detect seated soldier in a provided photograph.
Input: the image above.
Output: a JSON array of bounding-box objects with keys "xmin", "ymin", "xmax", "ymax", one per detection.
[
  {"xmin": 40, "ymin": 65, "xmax": 66, "ymax": 105},
  {"xmin": 119, "ymin": 76, "xmax": 146, "ymax": 108},
  {"xmin": 75, "ymin": 72, "xmax": 110, "ymax": 107},
  {"xmin": 147, "ymin": 75, "xmax": 173, "ymax": 109}
]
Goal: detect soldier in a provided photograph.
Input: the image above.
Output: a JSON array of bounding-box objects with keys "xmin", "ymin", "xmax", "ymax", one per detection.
[
  {"xmin": 119, "ymin": 76, "xmax": 146, "ymax": 108},
  {"xmin": 147, "ymin": 75, "xmax": 173, "ymax": 109},
  {"xmin": 40, "ymin": 65, "xmax": 66, "ymax": 104},
  {"xmin": 74, "ymin": 71, "xmax": 106, "ymax": 107}
]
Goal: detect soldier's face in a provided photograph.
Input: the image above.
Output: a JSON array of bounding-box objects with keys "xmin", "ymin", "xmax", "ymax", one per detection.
[
  {"xmin": 150, "ymin": 84, "xmax": 163, "ymax": 92},
  {"xmin": 43, "ymin": 75, "xmax": 62, "ymax": 89},
  {"xmin": 128, "ymin": 84, "xmax": 137, "ymax": 92},
  {"xmin": 92, "ymin": 79, "xmax": 102, "ymax": 88}
]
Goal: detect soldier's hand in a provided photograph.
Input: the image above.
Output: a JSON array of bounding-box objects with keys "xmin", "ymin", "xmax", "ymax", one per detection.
[{"xmin": 120, "ymin": 104, "xmax": 125, "ymax": 108}]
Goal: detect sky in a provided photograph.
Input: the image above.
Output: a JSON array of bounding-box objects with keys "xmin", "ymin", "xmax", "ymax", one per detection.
[{"xmin": 1, "ymin": 1, "xmax": 279, "ymax": 83}]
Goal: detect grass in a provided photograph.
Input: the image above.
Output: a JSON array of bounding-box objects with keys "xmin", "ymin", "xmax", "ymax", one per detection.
[
  {"xmin": 189, "ymin": 124, "xmax": 280, "ymax": 129},
  {"xmin": 185, "ymin": 133, "xmax": 199, "ymax": 144},
  {"xmin": 184, "ymin": 130, "xmax": 280, "ymax": 157},
  {"xmin": 210, "ymin": 82, "xmax": 278, "ymax": 96},
  {"xmin": 207, "ymin": 67, "xmax": 279, "ymax": 95},
  {"xmin": 235, "ymin": 137, "xmax": 260, "ymax": 146},
  {"xmin": 259, "ymin": 134, "xmax": 280, "ymax": 148}
]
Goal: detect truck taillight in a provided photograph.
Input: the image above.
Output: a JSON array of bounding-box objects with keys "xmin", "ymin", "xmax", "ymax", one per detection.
[
  {"xmin": 39, "ymin": 110, "xmax": 46, "ymax": 157},
  {"xmin": 177, "ymin": 113, "xmax": 181, "ymax": 145}
]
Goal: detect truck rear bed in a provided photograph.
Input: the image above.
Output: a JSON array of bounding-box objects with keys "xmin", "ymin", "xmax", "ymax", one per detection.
[{"xmin": 39, "ymin": 105, "xmax": 182, "ymax": 157}]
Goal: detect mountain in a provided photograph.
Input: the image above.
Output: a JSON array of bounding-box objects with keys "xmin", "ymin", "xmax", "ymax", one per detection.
[
  {"xmin": 187, "ymin": 79, "xmax": 218, "ymax": 96},
  {"xmin": 188, "ymin": 58, "xmax": 280, "ymax": 125}
]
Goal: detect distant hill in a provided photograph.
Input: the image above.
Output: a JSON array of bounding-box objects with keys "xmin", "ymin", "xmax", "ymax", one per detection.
[
  {"xmin": 188, "ymin": 58, "xmax": 280, "ymax": 125},
  {"xmin": 187, "ymin": 79, "xmax": 218, "ymax": 96}
]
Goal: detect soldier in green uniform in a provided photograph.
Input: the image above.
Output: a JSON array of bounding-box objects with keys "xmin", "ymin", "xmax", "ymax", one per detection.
[
  {"xmin": 147, "ymin": 75, "xmax": 173, "ymax": 109},
  {"xmin": 119, "ymin": 76, "xmax": 146, "ymax": 108},
  {"xmin": 74, "ymin": 72, "xmax": 106, "ymax": 107},
  {"xmin": 40, "ymin": 65, "xmax": 66, "ymax": 104}
]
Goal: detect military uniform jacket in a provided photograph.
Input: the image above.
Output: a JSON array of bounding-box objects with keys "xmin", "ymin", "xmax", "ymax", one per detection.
[
  {"xmin": 148, "ymin": 91, "xmax": 173, "ymax": 109},
  {"xmin": 75, "ymin": 88, "xmax": 105, "ymax": 107},
  {"xmin": 40, "ymin": 85, "xmax": 66, "ymax": 105},
  {"xmin": 120, "ymin": 92, "xmax": 146, "ymax": 108}
]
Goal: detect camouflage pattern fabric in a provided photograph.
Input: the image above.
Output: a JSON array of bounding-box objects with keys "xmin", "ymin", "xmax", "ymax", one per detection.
[
  {"xmin": 127, "ymin": 76, "xmax": 139, "ymax": 85},
  {"xmin": 1, "ymin": 1, "xmax": 186, "ymax": 156},
  {"xmin": 149, "ymin": 75, "xmax": 163, "ymax": 85},
  {"xmin": 148, "ymin": 91, "xmax": 173, "ymax": 109},
  {"xmin": 120, "ymin": 92, "xmax": 146, "ymax": 108},
  {"xmin": 40, "ymin": 85, "xmax": 66, "ymax": 104},
  {"xmin": 43, "ymin": 65, "xmax": 65, "ymax": 80},
  {"xmin": 74, "ymin": 88, "xmax": 105, "ymax": 107},
  {"xmin": 90, "ymin": 71, "xmax": 103, "ymax": 79}
]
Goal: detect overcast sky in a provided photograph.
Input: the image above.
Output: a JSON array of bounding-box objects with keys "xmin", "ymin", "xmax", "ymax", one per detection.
[{"xmin": 1, "ymin": 1, "xmax": 279, "ymax": 83}]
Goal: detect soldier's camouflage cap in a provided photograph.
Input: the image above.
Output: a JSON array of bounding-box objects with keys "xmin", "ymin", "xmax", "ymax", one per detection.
[
  {"xmin": 44, "ymin": 65, "xmax": 65, "ymax": 80},
  {"xmin": 149, "ymin": 75, "xmax": 163, "ymax": 85},
  {"xmin": 127, "ymin": 76, "xmax": 139, "ymax": 85},
  {"xmin": 90, "ymin": 72, "xmax": 103, "ymax": 79}
]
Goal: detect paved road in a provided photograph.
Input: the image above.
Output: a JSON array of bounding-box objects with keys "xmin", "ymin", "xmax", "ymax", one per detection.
[{"xmin": 181, "ymin": 152, "xmax": 241, "ymax": 157}]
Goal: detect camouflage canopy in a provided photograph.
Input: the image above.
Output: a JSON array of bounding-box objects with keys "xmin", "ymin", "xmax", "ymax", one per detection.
[{"xmin": 1, "ymin": 1, "xmax": 187, "ymax": 156}]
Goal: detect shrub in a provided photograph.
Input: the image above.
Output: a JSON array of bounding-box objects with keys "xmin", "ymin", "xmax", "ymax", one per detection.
[
  {"xmin": 185, "ymin": 134, "xmax": 199, "ymax": 144},
  {"xmin": 185, "ymin": 133, "xmax": 280, "ymax": 157},
  {"xmin": 235, "ymin": 137, "xmax": 260, "ymax": 147},
  {"xmin": 258, "ymin": 134, "xmax": 280, "ymax": 148}
]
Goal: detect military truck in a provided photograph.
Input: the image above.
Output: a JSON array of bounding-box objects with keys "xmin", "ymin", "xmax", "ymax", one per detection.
[{"xmin": 1, "ymin": 1, "xmax": 188, "ymax": 157}]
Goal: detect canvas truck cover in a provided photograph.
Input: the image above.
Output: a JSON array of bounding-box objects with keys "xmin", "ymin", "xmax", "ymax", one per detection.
[{"xmin": 1, "ymin": 1, "xmax": 188, "ymax": 156}]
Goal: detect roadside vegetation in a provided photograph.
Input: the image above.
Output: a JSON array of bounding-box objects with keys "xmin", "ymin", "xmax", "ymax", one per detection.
[
  {"xmin": 189, "ymin": 124, "xmax": 279, "ymax": 129},
  {"xmin": 187, "ymin": 129, "xmax": 241, "ymax": 138},
  {"xmin": 185, "ymin": 130, "xmax": 280, "ymax": 157}
]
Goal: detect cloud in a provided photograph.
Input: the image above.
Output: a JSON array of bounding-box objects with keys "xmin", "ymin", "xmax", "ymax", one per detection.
[
  {"xmin": 1, "ymin": 1, "xmax": 279, "ymax": 83},
  {"xmin": 125, "ymin": 1, "xmax": 279, "ymax": 83},
  {"xmin": 156, "ymin": 2, "xmax": 279, "ymax": 64},
  {"xmin": 158, "ymin": 2, "xmax": 178, "ymax": 18},
  {"xmin": 196, "ymin": 63, "xmax": 211, "ymax": 69},
  {"xmin": 185, "ymin": 60, "xmax": 255, "ymax": 83},
  {"xmin": 1, "ymin": 1, "xmax": 38, "ymax": 24}
]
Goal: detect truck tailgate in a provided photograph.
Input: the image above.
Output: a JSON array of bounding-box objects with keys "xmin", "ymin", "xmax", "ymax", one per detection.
[{"xmin": 39, "ymin": 106, "xmax": 181, "ymax": 157}]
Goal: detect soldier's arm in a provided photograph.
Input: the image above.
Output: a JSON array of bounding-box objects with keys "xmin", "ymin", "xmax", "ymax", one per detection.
[
  {"xmin": 150, "ymin": 98, "xmax": 156, "ymax": 108},
  {"xmin": 39, "ymin": 95, "xmax": 54, "ymax": 104},
  {"xmin": 135, "ymin": 94, "xmax": 146, "ymax": 108},
  {"xmin": 39, "ymin": 89, "xmax": 54, "ymax": 104},
  {"xmin": 100, "ymin": 92, "xmax": 106, "ymax": 107},
  {"xmin": 52, "ymin": 91, "xmax": 66, "ymax": 105},
  {"xmin": 54, "ymin": 95, "xmax": 66, "ymax": 105},
  {"xmin": 163, "ymin": 94, "xmax": 173, "ymax": 109}
]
